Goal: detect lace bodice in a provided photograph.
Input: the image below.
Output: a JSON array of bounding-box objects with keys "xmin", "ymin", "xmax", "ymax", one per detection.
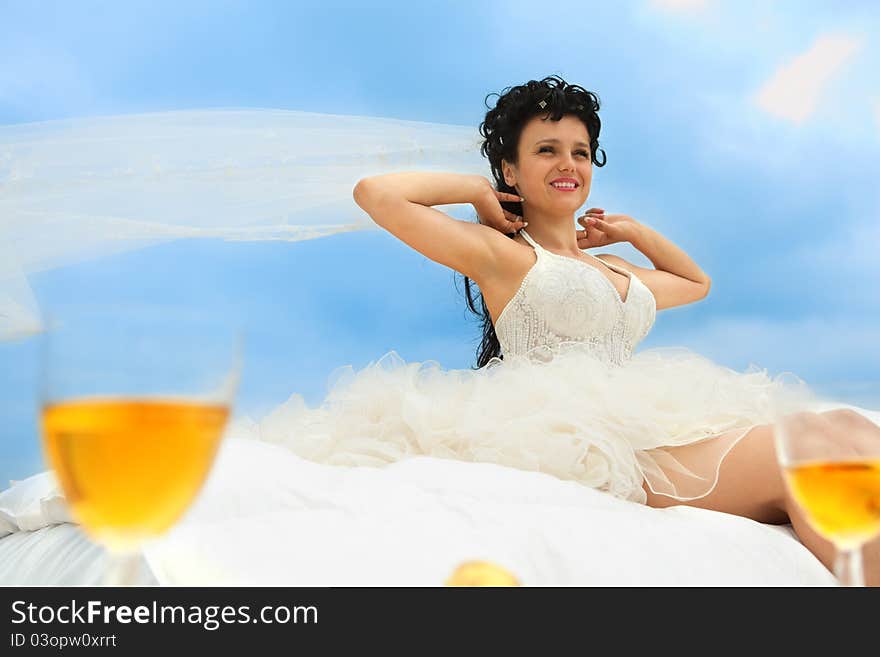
[{"xmin": 494, "ymin": 229, "xmax": 656, "ymax": 366}]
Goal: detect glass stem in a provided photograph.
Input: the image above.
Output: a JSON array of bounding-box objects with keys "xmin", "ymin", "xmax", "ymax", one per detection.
[
  {"xmin": 103, "ymin": 549, "xmax": 143, "ymax": 586},
  {"xmin": 834, "ymin": 545, "xmax": 865, "ymax": 587}
]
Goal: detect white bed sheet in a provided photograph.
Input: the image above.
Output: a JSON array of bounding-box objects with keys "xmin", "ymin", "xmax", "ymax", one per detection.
[{"xmin": 1, "ymin": 433, "xmax": 843, "ymax": 586}]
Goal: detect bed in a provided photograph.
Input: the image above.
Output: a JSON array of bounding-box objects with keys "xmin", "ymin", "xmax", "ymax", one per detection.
[
  {"xmin": 3, "ymin": 399, "xmax": 876, "ymax": 586},
  {"xmin": 0, "ymin": 404, "xmax": 880, "ymax": 586}
]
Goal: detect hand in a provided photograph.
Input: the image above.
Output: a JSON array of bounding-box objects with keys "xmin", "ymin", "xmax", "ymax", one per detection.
[
  {"xmin": 576, "ymin": 209, "xmax": 639, "ymax": 249},
  {"xmin": 473, "ymin": 179, "xmax": 527, "ymax": 235}
]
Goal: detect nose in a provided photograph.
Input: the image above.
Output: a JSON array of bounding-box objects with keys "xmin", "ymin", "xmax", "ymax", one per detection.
[{"xmin": 558, "ymin": 153, "xmax": 576, "ymax": 172}]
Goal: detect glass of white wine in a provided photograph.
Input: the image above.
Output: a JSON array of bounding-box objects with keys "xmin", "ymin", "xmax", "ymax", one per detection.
[
  {"xmin": 773, "ymin": 407, "xmax": 880, "ymax": 586},
  {"xmin": 39, "ymin": 304, "xmax": 243, "ymax": 585}
]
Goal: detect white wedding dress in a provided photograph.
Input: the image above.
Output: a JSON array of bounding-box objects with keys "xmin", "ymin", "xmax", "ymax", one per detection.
[{"xmin": 228, "ymin": 228, "xmax": 824, "ymax": 504}]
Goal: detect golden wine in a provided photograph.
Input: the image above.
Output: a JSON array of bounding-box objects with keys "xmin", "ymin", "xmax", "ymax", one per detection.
[
  {"xmin": 42, "ymin": 398, "xmax": 229, "ymax": 552},
  {"xmin": 784, "ymin": 459, "xmax": 880, "ymax": 549}
]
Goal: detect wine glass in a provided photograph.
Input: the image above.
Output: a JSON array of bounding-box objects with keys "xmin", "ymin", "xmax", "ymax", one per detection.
[
  {"xmin": 38, "ymin": 304, "xmax": 243, "ymax": 585},
  {"xmin": 773, "ymin": 407, "xmax": 880, "ymax": 586}
]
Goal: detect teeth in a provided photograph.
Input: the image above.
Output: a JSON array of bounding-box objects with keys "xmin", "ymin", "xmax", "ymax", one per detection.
[{"xmin": 552, "ymin": 182, "xmax": 576, "ymax": 188}]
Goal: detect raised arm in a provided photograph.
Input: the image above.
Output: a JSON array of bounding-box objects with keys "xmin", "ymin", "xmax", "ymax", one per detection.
[{"xmin": 352, "ymin": 172, "xmax": 522, "ymax": 285}]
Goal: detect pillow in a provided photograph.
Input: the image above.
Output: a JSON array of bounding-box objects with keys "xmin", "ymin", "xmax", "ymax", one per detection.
[{"xmin": 0, "ymin": 470, "xmax": 72, "ymax": 537}]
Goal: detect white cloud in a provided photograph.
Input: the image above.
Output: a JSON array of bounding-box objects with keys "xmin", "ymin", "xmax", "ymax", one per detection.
[{"xmin": 754, "ymin": 33, "xmax": 863, "ymax": 124}]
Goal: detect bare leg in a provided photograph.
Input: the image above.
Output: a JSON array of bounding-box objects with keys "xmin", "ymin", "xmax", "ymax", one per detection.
[
  {"xmin": 642, "ymin": 409, "xmax": 880, "ymax": 586},
  {"xmin": 641, "ymin": 422, "xmax": 787, "ymax": 523}
]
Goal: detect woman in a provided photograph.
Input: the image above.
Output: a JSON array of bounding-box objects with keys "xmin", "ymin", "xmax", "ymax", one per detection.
[
  {"xmin": 3, "ymin": 75, "xmax": 876, "ymax": 583},
  {"xmin": 339, "ymin": 75, "xmax": 880, "ymax": 583}
]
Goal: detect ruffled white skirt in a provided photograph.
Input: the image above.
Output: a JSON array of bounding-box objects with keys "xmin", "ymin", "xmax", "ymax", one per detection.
[{"xmin": 229, "ymin": 342, "xmax": 831, "ymax": 505}]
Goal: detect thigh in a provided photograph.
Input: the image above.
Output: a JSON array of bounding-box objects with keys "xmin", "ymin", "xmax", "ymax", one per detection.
[{"xmin": 641, "ymin": 422, "xmax": 789, "ymax": 525}]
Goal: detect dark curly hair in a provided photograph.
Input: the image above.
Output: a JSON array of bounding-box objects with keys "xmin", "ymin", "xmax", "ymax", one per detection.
[{"xmin": 457, "ymin": 75, "xmax": 607, "ymax": 369}]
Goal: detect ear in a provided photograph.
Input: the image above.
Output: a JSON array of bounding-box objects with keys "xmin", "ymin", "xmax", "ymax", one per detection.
[{"xmin": 501, "ymin": 159, "xmax": 517, "ymax": 188}]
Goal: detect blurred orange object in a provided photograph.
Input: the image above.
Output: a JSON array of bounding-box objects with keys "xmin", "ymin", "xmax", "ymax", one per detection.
[{"xmin": 445, "ymin": 560, "xmax": 521, "ymax": 587}]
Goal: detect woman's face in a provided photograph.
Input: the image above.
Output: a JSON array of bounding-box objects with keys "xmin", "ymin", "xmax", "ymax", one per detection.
[{"xmin": 502, "ymin": 114, "xmax": 593, "ymax": 215}]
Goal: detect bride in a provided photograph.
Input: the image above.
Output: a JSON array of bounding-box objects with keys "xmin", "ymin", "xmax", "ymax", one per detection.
[
  {"xmin": 2, "ymin": 74, "xmax": 878, "ymax": 584},
  {"xmin": 337, "ymin": 75, "xmax": 879, "ymax": 584}
]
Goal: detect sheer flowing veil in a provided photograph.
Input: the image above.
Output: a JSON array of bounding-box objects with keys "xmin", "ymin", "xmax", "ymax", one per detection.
[{"xmin": 0, "ymin": 108, "xmax": 488, "ymax": 340}]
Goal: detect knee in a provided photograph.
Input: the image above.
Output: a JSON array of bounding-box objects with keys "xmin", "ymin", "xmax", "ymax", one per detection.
[
  {"xmin": 819, "ymin": 408, "xmax": 880, "ymax": 435},
  {"xmin": 820, "ymin": 408, "xmax": 864, "ymax": 422},
  {"xmin": 787, "ymin": 408, "xmax": 877, "ymax": 428}
]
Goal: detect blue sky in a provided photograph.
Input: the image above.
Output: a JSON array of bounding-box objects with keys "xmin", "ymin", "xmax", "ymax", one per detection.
[{"xmin": 2, "ymin": 0, "xmax": 879, "ymax": 486}]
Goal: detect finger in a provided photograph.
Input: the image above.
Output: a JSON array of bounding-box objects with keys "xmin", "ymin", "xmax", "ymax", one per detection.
[
  {"xmin": 586, "ymin": 207, "xmax": 604, "ymax": 213},
  {"xmin": 499, "ymin": 191, "xmax": 525, "ymax": 202}
]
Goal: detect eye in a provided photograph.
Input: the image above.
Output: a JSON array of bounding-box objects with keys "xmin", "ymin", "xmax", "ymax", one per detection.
[{"xmin": 538, "ymin": 146, "xmax": 591, "ymax": 158}]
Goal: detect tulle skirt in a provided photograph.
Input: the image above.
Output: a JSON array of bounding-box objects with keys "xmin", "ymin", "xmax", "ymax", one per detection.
[{"xmin": 228, "ymin": 341, "xmax": 823, "ymax": 505}]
